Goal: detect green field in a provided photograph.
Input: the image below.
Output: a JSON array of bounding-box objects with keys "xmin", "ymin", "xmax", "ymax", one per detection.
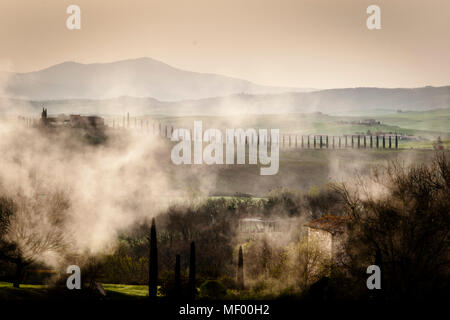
[
  {"xmin": 122, "ymin": 108, "xmax": 450, "ymax": 142},
  {"xmin": 154, "ymin": 143, "xmax": 449, "ymax": 196},
  {"xmin": 377, "ymin": 108, "xmax": 450, "ymax": 133},
  {"xmin": 101, "ymin": 283, "xmax": 150, "ymax": 297},
  {"xmin": 0, "ymin": 282, "xmax": 49, "ymax": 300},
  {"xmin": 0, "ymin": 281, "xmax": 149, "ymax": 300}
]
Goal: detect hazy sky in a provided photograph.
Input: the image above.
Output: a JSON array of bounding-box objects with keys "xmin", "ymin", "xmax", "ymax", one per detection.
[{"xmin": 0, "ymin": 0, "xmax": 449, "ymax": 88}]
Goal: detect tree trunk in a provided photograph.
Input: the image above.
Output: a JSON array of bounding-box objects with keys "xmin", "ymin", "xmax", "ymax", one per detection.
[
  {"xmin": 149, "ymin": 218, "xmax": 158, "ymax": 298},
  {"xmin": 237, "ymin": 246, "xmax": 244, "ymax": 290},
  {"xmin": 188, "ymin": 242, "xmax": 196, "ymax": 299},
  {"xmin": 174, "ymin": 254, "xmax": 181, "ymax": 297},
  {"xmin": 13, "ymin": 262, "xmax": 23, "ymax": 288}
]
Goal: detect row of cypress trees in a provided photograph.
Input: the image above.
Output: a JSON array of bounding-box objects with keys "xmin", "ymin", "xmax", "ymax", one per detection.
[{"xmin": 148, "ymin": 218, "xmax": 245, "ymax": 299}]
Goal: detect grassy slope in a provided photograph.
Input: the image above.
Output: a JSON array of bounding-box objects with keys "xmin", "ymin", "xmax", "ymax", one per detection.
[
  {"xmin": 101, "ymin": 284, "xmax": 149, "ymax": 297},
  {"xmin": 0, "ymin": 281, "xmax": 148, "ymax": 300},
  {"xmin": 377, "ymin": 108, "xmax": 450, "ymax": 133},
  {"xmin": 0, "ymin": 282, "xmax": 48, "ymax": 300},
  {"xmin": 191, "ymin": 149, "xmax": 448, "ymax": 196}
]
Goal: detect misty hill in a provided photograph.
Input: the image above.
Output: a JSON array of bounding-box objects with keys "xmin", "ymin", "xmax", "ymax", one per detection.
[
  {"xmin": 297, "ymin": 86, "xmax": 450, "ymax": 114},
  {"xmin": 2, "ymin": 86, "xmax": 449, "ymax": 117},
  {"xmin": 0, "ymin": 58, "xmax": 311, "ymax": 101},
  {"xmin": 160, "ymin": 86, "xmax": 450, "ymax": 115}
]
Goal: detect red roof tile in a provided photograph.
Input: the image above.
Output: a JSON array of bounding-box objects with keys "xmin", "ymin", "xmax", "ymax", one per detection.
[{"xmin": 305, "ymin": 215, "xmax": 348, "ymax": 234}]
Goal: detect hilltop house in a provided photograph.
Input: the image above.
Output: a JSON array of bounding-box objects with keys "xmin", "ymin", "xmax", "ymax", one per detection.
[
  {"xmin": 40, "ymin": 108, "xmax": 104, "ymax": 129},
  {"xmin": 69, "ymin": 114, "xmax": 105, "ymax": 129}
]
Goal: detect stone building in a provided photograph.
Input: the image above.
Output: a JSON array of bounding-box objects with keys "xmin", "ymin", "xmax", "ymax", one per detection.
[
  {"xmin": 40, "ymin": 108, "xmax": 104, "ymax": 130},
  {"xmin": 305, "ymin": 215, "xmax": 348, "ymax": 261}
]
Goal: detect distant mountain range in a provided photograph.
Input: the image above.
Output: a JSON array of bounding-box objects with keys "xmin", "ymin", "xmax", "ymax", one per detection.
[
  {"xmin": 0, "ymin": 57, "xmax": 312, "ymax": 101},
  {"xmin": 0, "ymin": 58, "xmax": 449, "ymax": 116}
]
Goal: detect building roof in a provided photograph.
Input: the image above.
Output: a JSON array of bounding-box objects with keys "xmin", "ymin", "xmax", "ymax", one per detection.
[
  {"xmin": 240, "ymin": 217, "xmax": 280, "ymax": 223},
  {"xmin": 241, "ymin": 218, "xmax": 263, "ymax": 222},
  {"xmin": 305, "ymin": 215, "xmax": 348, "ymax": 234}
]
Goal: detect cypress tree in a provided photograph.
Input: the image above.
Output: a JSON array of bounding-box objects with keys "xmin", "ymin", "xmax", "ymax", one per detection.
[
  {"xmin": 174, "ymin": 254, "xmax": 181, "ymax": 298},
  {"xmin": 149, "ymin": 218, "xmax": 158, "ymax": 298},
  {"xmin": 237, "ymin": 246, "xmax": 244, "ymax": 290},
  {"xmin": 188, "ymin": 241, "xmax": 196, "ymax": 299}
]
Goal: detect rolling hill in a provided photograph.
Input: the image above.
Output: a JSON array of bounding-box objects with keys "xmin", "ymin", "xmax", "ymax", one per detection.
[
  {"xmin": 0, "ymin": 58, "xmax": 311, "ymax": 101},
  {"xmin": 3, "ymin": 86, "xmax": 448, "ymax": 116}
]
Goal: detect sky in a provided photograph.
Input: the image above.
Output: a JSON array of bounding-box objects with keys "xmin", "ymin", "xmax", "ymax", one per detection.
[{"xmin": 0, "ymin": 0, "xmax": 449, "ymax": 89}]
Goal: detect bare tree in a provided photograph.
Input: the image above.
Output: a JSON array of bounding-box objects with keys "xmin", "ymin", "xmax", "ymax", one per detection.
[
  {"xmin": 0, "ymin": 190, "xmax": 69, "ymax": 287},
  {"xmin": 295, "ymin": 237, "xmax": 330, "ymax": 292},
  {"xmin": 333, "ymin": 153, "xmax": 450, "ymax": 300}
]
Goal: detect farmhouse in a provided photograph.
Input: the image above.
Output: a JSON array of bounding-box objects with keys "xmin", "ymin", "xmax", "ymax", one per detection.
[
  {"xmin": 40, "ymin": 108, "xmax": 104, "ymax": 129},
  {"xmin": 305, "ymin": 215, "xmax": 348, "ymax": 261}
]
